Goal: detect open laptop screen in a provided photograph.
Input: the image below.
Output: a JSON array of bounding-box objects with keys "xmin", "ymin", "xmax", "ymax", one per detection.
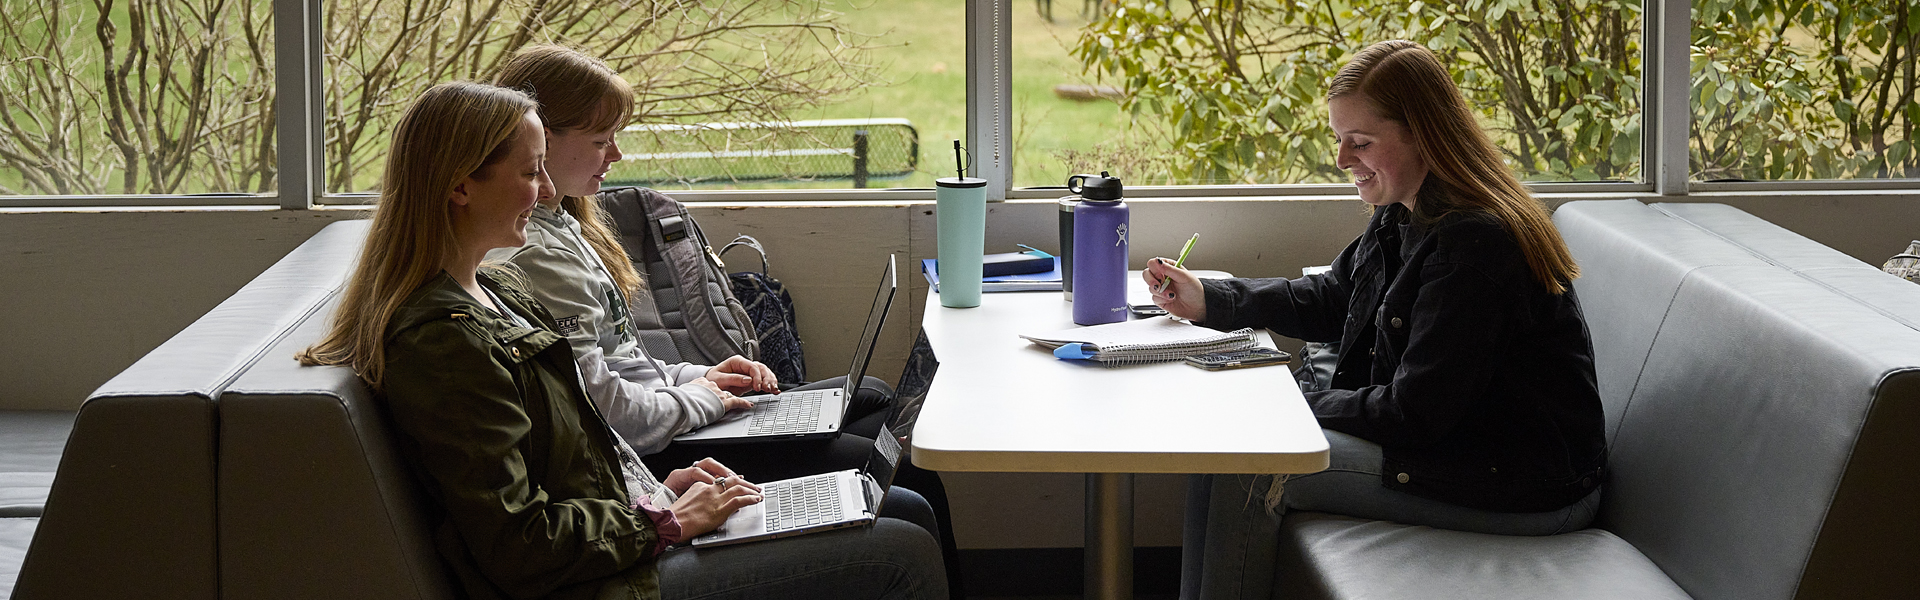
[
  {"xmin": 866, "ymin": 424, "xmax": 902, "ymax": 488},
  {"xmin": 841, "ymin": 255, "xmax": 898, "ymax": 398},
  {"xmin": 860, "ymin": 424, "xmax": 903, "ymax": 514}
]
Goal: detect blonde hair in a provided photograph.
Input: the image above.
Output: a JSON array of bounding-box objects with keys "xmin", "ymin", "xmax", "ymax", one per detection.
[
  {"xmin": 1328, "ymin": 40, "xmax": 1580, "ymax": 294},
  {"xmin": 297, "ymin": 82, "xmax": 539, "ymax": 388},
  {"xmin": 492, "ymin": 44, "xmax": 645, "ymax": 300}
]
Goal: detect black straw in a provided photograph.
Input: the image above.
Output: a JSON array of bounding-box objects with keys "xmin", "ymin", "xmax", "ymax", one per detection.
[{"xmin": 953, "ymin": 140, "xmax": 964, "ymax": 180}]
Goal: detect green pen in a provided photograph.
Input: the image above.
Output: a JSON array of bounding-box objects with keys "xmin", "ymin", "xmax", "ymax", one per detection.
[{"xmin": 1154, "ymin": 233, "xmax": 1200, "ymax": 295}]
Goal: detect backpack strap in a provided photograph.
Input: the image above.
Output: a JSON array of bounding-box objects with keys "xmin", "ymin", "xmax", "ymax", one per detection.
[
  {"xmin": 719, "ymin": 235, "xmax": 772, "ymax": 275},
  {"xmin": 598, "ymin": 187, "xmax": 679, "ymax": 362},
  {"xmin": 635, "ymin": 188, "xmax": 760, "ymax": 364},
  {"xmin": 600, "ymin": 187, "xmax": 760, "ymax": 364}
]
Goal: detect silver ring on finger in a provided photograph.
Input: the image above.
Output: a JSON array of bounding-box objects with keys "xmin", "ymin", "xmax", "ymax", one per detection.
[{"xmin": 715, "ymin": 476, "xmax": 730, "ymax": 490}]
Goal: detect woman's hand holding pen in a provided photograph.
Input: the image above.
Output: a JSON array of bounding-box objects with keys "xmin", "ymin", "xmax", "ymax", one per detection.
[
  {"xmin": 1143, "ymin": 257, "xmax": 1208, "ymax": 322},
  {"xmin": 666, "ymin": 458, "xmax": 764, "ymax": 536}
]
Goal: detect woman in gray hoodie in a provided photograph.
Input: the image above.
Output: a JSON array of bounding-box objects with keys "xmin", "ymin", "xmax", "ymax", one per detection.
[{"xmin": 484, "ymin": 44, "xmax": 902, "ymax": 479}]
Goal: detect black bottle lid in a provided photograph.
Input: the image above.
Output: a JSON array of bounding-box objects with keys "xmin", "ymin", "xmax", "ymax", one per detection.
[{"xmin": 1066, "ymin": 171, "xmax": 1123, "ymax": 200}]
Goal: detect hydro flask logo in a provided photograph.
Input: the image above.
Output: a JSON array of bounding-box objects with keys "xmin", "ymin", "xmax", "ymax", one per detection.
[{"xmin": 1115, "ymin": 222, "xmax": 1129, "ymax": 246}]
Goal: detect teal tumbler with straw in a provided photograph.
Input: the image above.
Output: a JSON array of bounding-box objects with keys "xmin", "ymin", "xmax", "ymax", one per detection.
[{"xmin": 936, "ymin": 140, "xmax": 988, "ymax": 308}]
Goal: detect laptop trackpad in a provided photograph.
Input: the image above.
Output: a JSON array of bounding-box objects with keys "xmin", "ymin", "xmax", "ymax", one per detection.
[{"xmin": 695, "ymin": 501, "xmax": 769, "ymax": 545}]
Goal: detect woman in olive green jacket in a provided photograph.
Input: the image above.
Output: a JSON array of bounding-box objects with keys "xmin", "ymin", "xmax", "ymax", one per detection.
[
  {"xmin": 298, "ymin": 80, "xmax": 719, "ymax": 600},
  {"xmin": 299, "ymin": 81, "xmax": 944, "ymax": 600}
]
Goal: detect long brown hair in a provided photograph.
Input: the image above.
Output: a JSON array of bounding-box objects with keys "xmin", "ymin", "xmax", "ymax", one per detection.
[
  {"xmin": 492, "ymin": 44, "xmax": 645, "ymax": 300},
  {"xmin": 297, "ymin": 82, "xmax": 539, "ymax": 387},
  {"xmin": 1328, "ymin": 40, "xmax": 1580, "ymax": 293}
]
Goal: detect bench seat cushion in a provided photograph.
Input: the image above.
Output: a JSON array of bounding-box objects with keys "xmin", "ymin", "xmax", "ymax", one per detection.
[
  {"xmin": 1277, "ymin": 512, "xmax": 1690, "ymax": 600},
  {"xmin": 0, "ymin": 412, "xmax": 76, "ymax": 517},
  {"xmin": 0, "ymin": 412, "xmax": 75, "ymax": 599},
  {"xmin": 1, "ymin": 517, "xmax": 40, "ymax": 599}
]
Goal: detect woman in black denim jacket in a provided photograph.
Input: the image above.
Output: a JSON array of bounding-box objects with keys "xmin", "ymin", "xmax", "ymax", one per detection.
[{"xmin": 1146, "ymin": 41, "xmax": 1607, "ymax": 599}]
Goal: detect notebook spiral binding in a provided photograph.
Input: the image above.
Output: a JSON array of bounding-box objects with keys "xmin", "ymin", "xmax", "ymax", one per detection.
[{"xmin": 1091, "ymin": 328, "xmax": 1260, "ymax": 365}]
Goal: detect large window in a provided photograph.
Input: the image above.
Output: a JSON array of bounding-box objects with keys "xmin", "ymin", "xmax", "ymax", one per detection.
[
  {"xmin": 2, "ymin": 0, "xmax": 1917, "ymax": 205},
  {"xmin": 0, "ymin": 0, "xmax": 276, "ymax": 196},
  {"xmin": 323, "ymin": 0, "xmax": 941, "ymax": 194},
  {"xmin": 1010, "ymin": 3, "xmax": 1138, "ymax": 188},
  {"xmin": 1691, "ymin": 0, "xmax": 1918, "ymax": 181},
  {"xmin": 1019, "ymin": 0, "xmax": 1643, "ymax": 187}
]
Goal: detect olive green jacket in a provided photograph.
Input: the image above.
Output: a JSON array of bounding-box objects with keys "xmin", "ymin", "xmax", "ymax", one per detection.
[{"xmin": 381, "ymin": 269, "xmax": 661, "ymax": 600}]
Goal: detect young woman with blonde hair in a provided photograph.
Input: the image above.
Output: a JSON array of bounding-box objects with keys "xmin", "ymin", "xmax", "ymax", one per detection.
[
  {"xmin": 487, "ymin": 44, "xmax": 963, "ymax": 597},
  {"xmin": 485, "ymin": 45, "xmax": 904, "ymax": 479},
  {"xmin": 1145, "ymin": 40, "xmax": 1607, "ymax": 599},
  {"xmin": 300, "ymin": 80, "xmax": 944, "ymax": 600}
]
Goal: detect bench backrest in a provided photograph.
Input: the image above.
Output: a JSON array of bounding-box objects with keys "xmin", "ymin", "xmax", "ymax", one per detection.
[
  {"xmin": 216, "ymin": 293, "xmax": 453, "ymax": 599},
  {"xmin": 16, "ymin": 220, "xmax": 455, "ymax": 599},
  {"xmin": 1654, "ymin": 201, "xmax": 1920, "ymax": 327},
  {"xmin": 1555, "ymin": 200, "xmax": 1920, "ymax": 600}
]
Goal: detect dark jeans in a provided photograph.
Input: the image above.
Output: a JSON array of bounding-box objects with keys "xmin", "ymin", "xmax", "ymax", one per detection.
[
  {"xmin": 659, "ymin": 516, "xmax": 946, "ymax": 600},
  {"xmin": 644, "ymin": 375, "xmax": 965, "ymax": 599},
  {"xmin": 1179, "ymin": 430, "xmax": 1602, "ymax": 599}
]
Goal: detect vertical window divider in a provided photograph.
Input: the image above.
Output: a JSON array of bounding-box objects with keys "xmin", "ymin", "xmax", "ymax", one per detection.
[
  {"xmin": 1649, "ymin": 0, "xmax": 1691, "ymax": 196},
  {"xmin": 966, "ymin": 0, "xmax": 1012, "ymax": 201},
  {"xmin": 273, "ymin": 0, "xmax": 325, "ymax": 209}
]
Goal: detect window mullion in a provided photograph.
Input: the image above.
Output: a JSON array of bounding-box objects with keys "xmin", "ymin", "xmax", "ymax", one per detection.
[
  {"xmin": 273, "ymin": 0, "xmax": 324, "ymax": 209},
  {"xmin": 966, "ymin": 0, "xmax": 1011, "ymax": 200},
  {"xmin": 1649, "ymin": 0, "xmax": 1690, "ymax": 195}
]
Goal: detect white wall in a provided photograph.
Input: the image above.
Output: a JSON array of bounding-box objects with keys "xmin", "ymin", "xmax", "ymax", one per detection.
[{"xmin": 2, "ymin": 192, "xmax": 1915, "ymax": 549}]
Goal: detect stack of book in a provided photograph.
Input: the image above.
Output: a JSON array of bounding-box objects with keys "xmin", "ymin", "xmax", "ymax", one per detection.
[{"xmin": 922, "ymin": 252, "xmax": 1062, "ymax": 293}]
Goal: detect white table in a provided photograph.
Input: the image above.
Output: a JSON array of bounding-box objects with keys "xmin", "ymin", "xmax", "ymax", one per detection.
[{"xmin": 909, "ymin": 275, "xmax": 1329, "ymax": 600}]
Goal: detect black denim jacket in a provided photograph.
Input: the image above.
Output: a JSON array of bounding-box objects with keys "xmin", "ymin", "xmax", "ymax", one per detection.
[{"xmin": 1202, "ymin": 204, "xmax": 1606, "ymax": 513}]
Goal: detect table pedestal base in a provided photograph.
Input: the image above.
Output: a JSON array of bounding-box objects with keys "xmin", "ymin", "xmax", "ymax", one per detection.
[{"xmin": 1085, "ymin": 473, "xmax": 1134, "ymax": 600}]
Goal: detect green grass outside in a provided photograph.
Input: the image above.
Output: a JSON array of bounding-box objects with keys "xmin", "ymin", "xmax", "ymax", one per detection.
[{"xmin": 676, "ymin": 0, "xmax": 1135, "ymax": 191}]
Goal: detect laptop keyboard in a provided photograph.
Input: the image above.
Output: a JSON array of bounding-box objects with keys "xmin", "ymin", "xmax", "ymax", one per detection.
[
  {"xmin": 762, "ymin": 473, "xmax": 843, "ymax": 531},
  {"xmin": 747, "ymin": 390, "xmax": 827, "ymax": 435}
]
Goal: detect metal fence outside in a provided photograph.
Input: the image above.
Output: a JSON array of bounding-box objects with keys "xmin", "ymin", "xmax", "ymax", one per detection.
[{"xmin": 608, "ymin": 118, "xmax": 919, "ymax": 188}]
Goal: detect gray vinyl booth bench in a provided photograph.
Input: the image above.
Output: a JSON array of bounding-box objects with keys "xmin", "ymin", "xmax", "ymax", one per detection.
[
  {"xmin": 9, "ymin": 199, "xmax": 1919, "ymax": 599},
  {"xmin": 11, "ymin": 220, "xmax": 458, "ymax": 599},
  {"xmin": 1272, "ymin": 200, "xmax": 1920, "ymax": 599}
]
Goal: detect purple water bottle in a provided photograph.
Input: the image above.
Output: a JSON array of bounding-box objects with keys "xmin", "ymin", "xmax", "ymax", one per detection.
[{"xmin": 1069, "ymin": 172, "xmax": 1128, "ymax": 325}]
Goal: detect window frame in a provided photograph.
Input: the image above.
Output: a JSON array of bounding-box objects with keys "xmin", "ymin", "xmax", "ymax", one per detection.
[{"xmin": 2, "ymin": 0, "xmax": 1914, "ymax": 208}]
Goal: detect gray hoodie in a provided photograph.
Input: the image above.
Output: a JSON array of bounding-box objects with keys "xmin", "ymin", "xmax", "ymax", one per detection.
[{"xmin": 489, "ymin": 202, "xmax": 726, "ymax": 455}]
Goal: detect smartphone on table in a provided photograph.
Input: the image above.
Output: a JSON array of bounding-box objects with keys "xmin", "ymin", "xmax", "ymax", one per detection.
[
  {"xmin": 1129, "ymin": 304, "xmax": 1168, "ymax": 318},
  {"xmin": 1185, "ymin": 348, "xmax": 1292, "ymax": 370}
]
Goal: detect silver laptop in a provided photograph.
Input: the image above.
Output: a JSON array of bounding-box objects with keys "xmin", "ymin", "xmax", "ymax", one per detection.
[
  {"xmin": 690, "ymin": 424, "xmax": 904, "ymax": 547},
  {"xmin": 672, "ymin": 255, "xmax": 898, "ymax": 443}
]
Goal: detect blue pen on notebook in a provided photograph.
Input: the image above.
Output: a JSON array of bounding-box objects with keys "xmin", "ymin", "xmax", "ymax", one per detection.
[
  {"xmin": 1153, "ymin": 233, "xmax": 1200, "ymax": 295},
  {"xmin": 1054, "ymin": 343, "xmax": 1098, "ymax": 360}
]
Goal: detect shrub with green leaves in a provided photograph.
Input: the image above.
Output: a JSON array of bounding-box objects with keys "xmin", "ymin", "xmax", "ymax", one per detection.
[{"xmin": 1072, "ymin": 0, "xmax": 1915, "ymax": 184}]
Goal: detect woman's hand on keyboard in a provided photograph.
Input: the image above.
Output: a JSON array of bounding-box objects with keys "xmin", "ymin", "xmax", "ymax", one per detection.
[
  {"xmin": 686, "ymin": 377, "xmax": 755, "ymax": 412},
  {"xmin": 668, "ymin": 476, "xmax": 764, "ymax": 536},
  {"xmin": 706, "ymin": 356, "xmax": 780, "ymax": 394},
  {"xmin": 665, "ymin": 458, "xmax": 763, "ymax": 495}
]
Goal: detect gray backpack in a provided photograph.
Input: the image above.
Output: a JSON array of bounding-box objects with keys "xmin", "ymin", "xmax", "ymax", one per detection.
[{"xmin": 599, "ymin": 186, "xmax": 760, "ymax": 366}]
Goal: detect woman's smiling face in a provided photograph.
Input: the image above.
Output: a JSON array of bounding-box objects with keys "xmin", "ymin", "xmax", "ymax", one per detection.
[
  {"xmin": 544, "ymin": 124, "xmax": 622, "ymax": 201},
  {"xmin": 454, "ymin": 111, "xmax": 552, "ymax": 252},
  {"xmin": 1329, "ymin": 95, "xmax": 1429, "ymax": 210}
]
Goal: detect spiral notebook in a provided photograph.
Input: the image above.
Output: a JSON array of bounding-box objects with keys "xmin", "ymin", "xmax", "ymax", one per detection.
[{"xmin": 1021, "ymin": 317, "xmax": 1259, "ymax": 365}]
